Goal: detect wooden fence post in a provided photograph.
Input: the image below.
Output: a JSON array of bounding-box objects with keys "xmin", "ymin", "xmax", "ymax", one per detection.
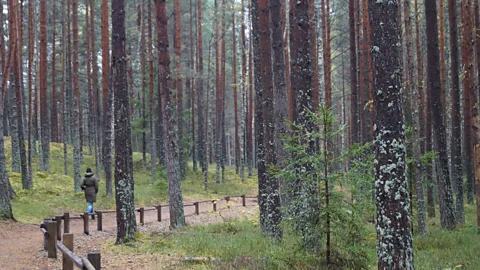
[
  {"xmin": 55, "ymin": 215, "xmax": 62, "ymax": 241},
  {"xmin": 43, "ymin": 218, "xmax": 49, "ymax": 250},
  {"xmin": 62, "ymin": 233, "xmax": 74, "ymax": 270},
  {"xmin": 46, "ymin": 220, "xmax": 57, "ymax": 259},
  {"xmin": 64, "ymin": 212, "xmax": 70, "ymax": 234},
  {"xmin": 213, "ymin": 200, "xmax": 217, "ymax": 212},
  {"xmin": 156, "ymin": 205, "xmax": 162, "ymax": 222},
  {"xmin": 83, "ymin": 212, "xmax": 89, "ymax": 235},
  {"xmin": 97, "ymin": 211, "xmax": 103, "ymax": 231},
  {"xmin": 87, "ymin": 251, "xmax": 101, "ymax": 269},
  {"xmin": 241, "ymin": 195, "xmax": 246, "ymax": 207},
  {"xmin": 139, "ymin": 208, "xmax": 145, "ymax": 225},
  {"xmin": 194, "ymin": 202, "xmax": 199, "ymax": 215}
]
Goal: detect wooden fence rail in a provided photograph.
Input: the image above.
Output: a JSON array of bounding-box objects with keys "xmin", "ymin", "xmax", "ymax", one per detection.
[
  {"xmin": 41, "ymin": 222, "xmax": 101, "ymax": 269},
  {"xmin": 40, "ymin": 194, "xmax": 257, "ymax": 269}
]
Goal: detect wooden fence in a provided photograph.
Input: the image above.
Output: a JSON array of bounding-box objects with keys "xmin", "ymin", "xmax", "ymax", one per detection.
[
  {"xmin": 39, "ymin": 194, "xmax": 258, "ymax": 269},
  {"xmin": 41, "ymin": 220, "xmax": 101, "ymax": 270}
]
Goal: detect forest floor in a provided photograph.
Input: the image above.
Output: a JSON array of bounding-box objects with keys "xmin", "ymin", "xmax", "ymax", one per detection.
[{"xmin": 0, "ymin": 197, "xmax": 259, "ymax": 269}]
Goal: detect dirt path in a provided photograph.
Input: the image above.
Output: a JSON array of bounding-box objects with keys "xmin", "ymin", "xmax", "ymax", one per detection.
[{"xmin": 0, "ymin": 197, "xmax": 258, "ymax": 269}]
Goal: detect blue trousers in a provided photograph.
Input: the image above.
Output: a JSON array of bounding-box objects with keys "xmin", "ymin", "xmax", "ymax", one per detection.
[{"xmin": 87, "ymin": 202, "xmax": 94, "ymax": 214}]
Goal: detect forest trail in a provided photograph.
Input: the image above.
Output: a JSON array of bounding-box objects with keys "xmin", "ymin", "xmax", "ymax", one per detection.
[{"xmin": 0, "ymin": 197, "xmax": 259, "ymax": 269}]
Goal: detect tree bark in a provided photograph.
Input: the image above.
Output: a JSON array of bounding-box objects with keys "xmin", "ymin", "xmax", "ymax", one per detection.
[
  {"xmin": 370, "ymin": 1, "xmax": 414, "ymax": 268},
  {"xmin": 72, "ymin": 0, "xmax": 82, "ymax": 192},
  {"xmin": 404, "ymin": 0, "xmax": 426, "ymax": 235},
  {"xmin": 197, "ymin": 0, "xmax": 207, "ymax": 189},
  {"xmin": 40, "ymin": 0, "xmax": 49, "ymax": 172},
  {"xmin": 112, "ymin": 0, "xmax": 137, "ymax": 243},
  {"xmin": 174, "ymin": 0, "xmax": 186, "ymax": 180},
  {"xmin": 102, "ymin": 0, "xmax": 113, "ymax": 197},
  {"xmin": 156, "ymin": 0, "xmax": 186, "ymax": 229},
  {"xmin": 349, "ymin": 0, "xmax": 358, "ymax": 145},
  {"xmin": 447, "ymin": 0, "xmax": 464, "ymax": 224},
  {"xmin": 425, "ymin": 0, "xmax": 456, "ymax": 229}
]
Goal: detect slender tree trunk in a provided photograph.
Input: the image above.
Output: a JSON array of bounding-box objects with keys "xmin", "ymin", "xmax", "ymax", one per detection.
[
  {"xmin": 425, "ymin": 0, "xmax": 456, "ymax": 229},
  {"xmin": 174, "ymin": 0, "xmax": 186, "ymax": 180},
  {"xmin": 473, "ymin": 0, "xmax": 480, "ymax": 227},
  {"xmin": 112, "ymin": 0, "xmax": 137, "ymax": 243},
  {"xmin": 233, "ymin": 13, "xmax": 241, "ymax": 176},
  {"xmin": 102, "ymin": 0, "xmax": 113, "ymax": 197},
  {"xmin": 147, "ymin": 0, "xmax": 157, "ymax": 184},
  {"xmin": 190, "ymin": 0, "xmax": 197, "ymax": 173},
  {"xmin": 27, "ymin": 0, "xmax": 34, "ymax": 184},
  {"xmin": 39, "ymin": 0, "xmax": 49, "ymax": 172},
  {"xmin": 221, "ymin": 0, "xmax": 226, "ymax": 183},
  {"xmin": 197, "ymin": 0, "xmax": 207, "ymax": 189},
  {"xmin": 215, "ymin": 0, "xmax": 222, "ymax": 184},
  {"xmin": 0, "ymin": 65, "xmax": 12, "ymax": 219},
  {"xmin": 72, "ymin": 0, "xmax": 82, "ymax": 192},
  {"xmin": 257, "ymin": 0, "xmax": 282, "ymax": 239},
  {"xmin": 270, "ymin": 0, "xmax": 289, "ymax": 207},
  {"xmin": 349, "ymin": 0, "xmax": 358, "ymax": 145},
  {"xmin": 247, "ymin": 7, "xmax": 254, "ymax": 177},
  {"xmin": 156, "ymin": 0, "xmax": 186, "ymax": 228},
  {"xmin": 447, "ymin": 0, "xmax": 464, "ymax": 224},
  {"xmin": 370, "ymin": 1, "xmax": 414, "ymax": 268},
  {"xmin": 10, "ymin": 0, "xmax": 30, "ymax": 189},
  {"xmin": 51, "ymin": 0, "xmax": 58, "ymax": 143},
  {"xmin": 462, "ymin": 0, "xmax": 475, "ymax": 205},
  {"xmin": 90, "ymin": 0, "xmax": 101, "ymax": 172},
  {"xmin": 405, "ymin": 0, "xmax": 426, "ymax": 235}
]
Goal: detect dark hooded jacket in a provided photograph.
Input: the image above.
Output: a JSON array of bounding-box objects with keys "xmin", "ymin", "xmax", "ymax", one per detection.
[{"xmin": 81, "ymin": 172, "xmax": 99, "ymax": 203}]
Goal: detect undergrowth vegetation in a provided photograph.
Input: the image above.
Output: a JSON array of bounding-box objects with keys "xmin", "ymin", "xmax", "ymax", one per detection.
[
  {"xmin": 4, "ymin": 138, "xmax": 257, "ymax": 223},
  {"xmin": 109, "ymin": 205, "xmax": 480, "ymax": 269}
]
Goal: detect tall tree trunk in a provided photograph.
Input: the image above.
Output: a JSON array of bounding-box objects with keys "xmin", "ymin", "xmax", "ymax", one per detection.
[
  {"xmin": 112, "ymin": 0, "xmax": 137, "ymax": 243},
  {"xmin": 257, "ymin": 0, "xmax": 282, "ymax": 239},
  {"xmin": 247, "ymin": 5, "xmax": 254, "ymax": 177},
  {"xmin": 447, "ymin": 0, "xmax": 464, "ymax": 224},
  {"xmin": 156, "ymin": 0, "xmax": 186, "ymax": 229},
  {"xmin": 462, "ymin": 0, "xmax": 475, "ymax": 206},
  {"xmin": 10, "ymin": 0, "xmax": 30, "ymax": 189},
  {"xmin": 175, "ymin": 0, "xmax": 185, "ymax": 180},
  {"xmin": 27, "ymin": 0, "xmax": 34, "ymax": 184},
  {"xmin": 148, "ymin": 0, "xmax": 157, "ymax": 184},
  {"xmin": 270, "ymin": 0, "xmax": 289, "ymax": 207},
  {"xmin": 63, "ymin": 0, "xmax": 70, "ymax": 176},
  {"xmin": 240, "ymin": 0, "xmax": 247, "ymax": 181},
  {"xmin": 102, "ymin": 0, "xmax": 113, "ymax": 197},
  {"xmin": 197, "ymin": 0, "xmax": 207, "ymax": 189},
  {"xmin": 51, "ymin": 0, "xmax": 58, "ymax": 143},
  {"xmin": 0, "ymin": 67, "xmax": 12, "ymax": 219},
  {"xmin": 90, "ymin": 0, "xmax": 101, "ymax": 172},
  {"xmin": 221, "ymin": 0, "xmax": 226, "ymax": 183},
  {"xmin": 233, "ymin": 13, "xmax": 241, "ymax": 176},
  {"xmin": 370, "ymin": 1, "xmax": 414, "ymax": 268},
  {"xmin": 215, "ymin": 0, "xmax": 222, "ymax": 184},
  {"xmin": 425, "ymin": 0, "xmax": 456, "ymax": 229},
  {"xmin": 190, "ymin": 0, "xmax": 197, "ymax": 173},
  {"xmin": 72, "ymin": 0, "xmax": 82, "ymax": 192},
  {"xmin": 405, "ymin": 0, "xmax": 426, "ymax": 235},
  {"xmin": 473, "ymin": 0, "xmax": 480, "ymax": 227},
  {"xmin": 349, "ymin": 0, "xmax": 358, "ymax": 145},
  {"xmin": 39, "ymin": 0, "xmax": 49, "ymax": 172},
  {"xmin": 139, "ymin": 0, "xmax": 147, "ymax": 170}
]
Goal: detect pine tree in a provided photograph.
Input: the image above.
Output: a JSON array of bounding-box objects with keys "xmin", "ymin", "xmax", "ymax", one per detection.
[
  {"xmin": 447, "ymin": 0, "xmax": 464, "ymax": 224},
  {"xmin": 72, "ymin": 0, "xmax": 82, "ymax": 192},
  {"xmin": 370, "ymin": 1, "xmax": 414, "ymax": 268},
  {"xmin": 156, "ymin": 0, "xmax": 186, "ymax": 229},
  {"xmin": 112, "ymin": 0, "xmax": 137, "ymax": 243},
  {"xmin": 425, "ymin": 0, "xmax": 456, "ymax": 229}
]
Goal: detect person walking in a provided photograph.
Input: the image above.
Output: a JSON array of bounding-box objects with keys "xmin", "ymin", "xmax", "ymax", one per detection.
[{"xmin": 81, "ymin": 168, "xmax": 99, "ymax": 220}]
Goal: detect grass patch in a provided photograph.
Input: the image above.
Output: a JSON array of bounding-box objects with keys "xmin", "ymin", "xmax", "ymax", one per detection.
[
  {"xmin": 5, "ymin": 138, "xmax": 257, "ymax": 223},
  {"xmin": 107, "ymin": 206, "xmax": 480, "ymax": 269}
]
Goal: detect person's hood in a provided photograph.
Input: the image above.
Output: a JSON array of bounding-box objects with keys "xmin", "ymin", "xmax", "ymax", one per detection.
[{"xmin": 85, "ymin": 172, "xmax": 94, "ymax": 177}]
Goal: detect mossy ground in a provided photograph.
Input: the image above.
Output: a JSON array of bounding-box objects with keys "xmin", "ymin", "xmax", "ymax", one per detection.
[{"xmin": 5, "ymin": 138, "xmax": 257, "ymax": 224}]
